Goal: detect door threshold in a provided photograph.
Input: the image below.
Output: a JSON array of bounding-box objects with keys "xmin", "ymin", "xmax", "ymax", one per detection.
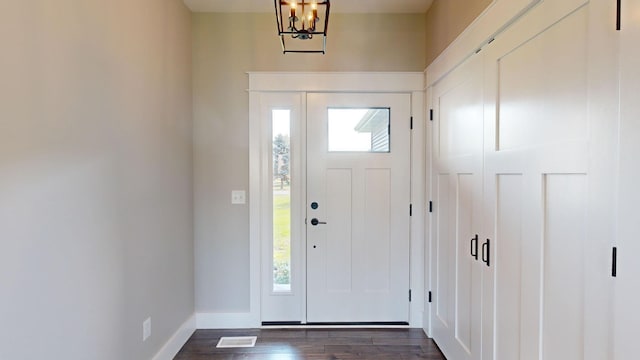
[{"xmin": 261, "ymin": 321, "xmax": 410, "ymax": 329}]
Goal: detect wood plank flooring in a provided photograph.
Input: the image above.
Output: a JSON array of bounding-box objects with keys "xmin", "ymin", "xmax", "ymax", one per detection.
[{"xmin": 174, "ymin": 328, "xmax": 447, "ymax": 360}]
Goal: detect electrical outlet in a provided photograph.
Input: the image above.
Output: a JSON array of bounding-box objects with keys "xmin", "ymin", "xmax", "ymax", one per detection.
[
  {"xmin": 231, "ymin": 190, "xmax": 246, "ymax": 204},
  {"xmin": 143, "ymin": 317, "xmax": 151, "ymax": 341}
]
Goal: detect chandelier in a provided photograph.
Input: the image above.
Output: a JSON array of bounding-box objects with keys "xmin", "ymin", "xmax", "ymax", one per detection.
[{"xmin": 274, "ymin": 1, "xmax": 331, "ymax": 54}]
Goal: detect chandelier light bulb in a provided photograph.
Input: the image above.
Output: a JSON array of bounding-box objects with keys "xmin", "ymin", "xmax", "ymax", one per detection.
[{"xmin": 289, "ymin": 1, "xmax": 296, "ymax": 19}]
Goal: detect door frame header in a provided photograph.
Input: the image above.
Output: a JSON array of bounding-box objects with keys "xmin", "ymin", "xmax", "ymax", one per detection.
[{"xmin": 248, "ymin": 72, "xmax": 424, "ymax": 93}]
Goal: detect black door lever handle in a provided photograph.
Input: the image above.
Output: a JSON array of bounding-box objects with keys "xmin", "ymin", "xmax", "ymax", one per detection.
[{"xmin": 310, "ymin": 218, "xmax": 327, "ymax": 226}]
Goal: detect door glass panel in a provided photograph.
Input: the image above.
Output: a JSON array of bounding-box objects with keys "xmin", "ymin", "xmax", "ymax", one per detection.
[
  {"xmin": 272, "ymin": 109, "xmax": 291, "ymax": 292},
  {"xmin": 328, "ymin": 108, "xmax": 390, "ymax": 152}
]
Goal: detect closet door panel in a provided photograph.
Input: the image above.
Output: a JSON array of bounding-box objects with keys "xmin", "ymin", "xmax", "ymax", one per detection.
[
  {"xmin": 438, "ymin": 80, "xmax": 483, "ymax": 158},
  {"xmin": 434, "ymin": 173, "xmax": 454, "ymax": 331},
  {"xmin": 455, "ymin": 172, "xmax": 482, "ymax": 357},
  {"xmin": 482, "ymin": 2, "xmax": 593, "ymax": 360},
  {"xmin": 493, "ymin": 174, "xmax": 524, "ymax": 360},
  {"xmin": 431, "ymin": 54, "xmax": 484, "ymax": 360},
  {"xmin": 497, "ymin": 7, "xmax": 588, "ymax": 150},
  {"xmin": 616, "ymin": 1, "xmax": 640, "ymax": 359},
  {"xmin": 541, "ymin": 175, "xmax": 587, "ymax": 360}
]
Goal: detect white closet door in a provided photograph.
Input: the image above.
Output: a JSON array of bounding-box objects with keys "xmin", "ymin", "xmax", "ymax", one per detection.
[
  {"xmin": 481, "ymin": 0, "xmax": 613, "ymax": 358},
  {"xmin": 431, "ymin": 53, "xmax": 484, "ymax": 360},
  {"xmin": 615, "ymin": 0, "xmax": 640, "ymax": 358},
  {"xmin": 428, "ymin": 0, "xmax": 619, "ymax": 358}
]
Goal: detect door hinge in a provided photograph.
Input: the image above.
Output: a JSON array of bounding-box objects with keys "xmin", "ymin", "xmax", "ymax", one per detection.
[
  {"xmin": 409, "ymin": 289, "xmax": 412, "ymax": 302},
  {"xmin": 429, "ymin": 109, "xmax": 433, "ymax": 121},
  {"xmin": 428, "ymin": 291, "xmax": 432, "ymax": 303},
  {"xmin": 429, "ymin": 201, "xmax": 433, "ymax": 213},
  {"xmin": 612, "ymin": 246, "xmax": 617, "ymax": 277},
  {"xmin": 410, "ymin": 116, "xmax": 414, "ymax": 130},
  {"xmin": 409, "ymin": 204, "xmax": 413, "ymax": 216}
]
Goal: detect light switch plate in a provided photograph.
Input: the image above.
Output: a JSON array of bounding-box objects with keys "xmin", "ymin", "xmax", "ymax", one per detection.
[{"xmin": 231, "ymin": 190, "xmax": 246, "ymax": 204}]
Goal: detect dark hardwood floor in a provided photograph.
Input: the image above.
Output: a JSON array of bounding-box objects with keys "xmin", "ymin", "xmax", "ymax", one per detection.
[{"xmin": 174, "ymin": 328, "xmax": 446, "ymax": 360}]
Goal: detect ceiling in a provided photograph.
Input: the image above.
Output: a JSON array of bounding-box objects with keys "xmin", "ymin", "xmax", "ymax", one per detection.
[{"xmin": 183, "ymin": 0, "xmax": 434, "ymax": 13}]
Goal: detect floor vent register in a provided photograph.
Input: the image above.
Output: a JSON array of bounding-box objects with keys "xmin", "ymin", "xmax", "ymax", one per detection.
[{"xmin": 215, "ymin": 336, "xmax": 257, "ymax": 348}]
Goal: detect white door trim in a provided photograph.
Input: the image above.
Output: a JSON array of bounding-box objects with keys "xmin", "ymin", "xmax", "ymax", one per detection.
[
  {"xmin": 248, "ymin": 72, "xmax": 425, "ymax": 328},
  {"xmin": 248, "ymin": 72, "xmax": 424, "ymax": 93}
]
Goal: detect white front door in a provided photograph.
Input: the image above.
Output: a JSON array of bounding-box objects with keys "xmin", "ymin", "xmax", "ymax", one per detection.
[{"xmin": 305, "ymin": 93, "xmax": 411, "ymax": 323}]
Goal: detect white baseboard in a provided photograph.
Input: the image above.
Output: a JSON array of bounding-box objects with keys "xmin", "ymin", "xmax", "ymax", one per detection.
[
  {"xmin": 152, "ymin": 314, "xmax": 196, "ymax": 360},
  {"xmin": 196, "ymin": 312, "xmax": 259, "ymax": 329}
]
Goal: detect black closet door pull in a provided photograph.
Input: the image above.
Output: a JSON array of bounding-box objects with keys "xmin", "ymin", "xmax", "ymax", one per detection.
[
  {"xmin": 482, "ymin": 239, "xmax": 491, "ymax": 267},
  {"xmin": 470, "ymin": 234, "xmax": 479, "ymax": 260},
  {"xmin": 612, "ymin": 247, "xmax": 617, "ymax": 277}
]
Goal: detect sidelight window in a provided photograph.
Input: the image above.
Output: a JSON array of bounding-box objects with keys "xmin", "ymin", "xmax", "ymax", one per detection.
[{"xmin": 272, "ymin": 109, "xmax": 291, "ymax": 292}]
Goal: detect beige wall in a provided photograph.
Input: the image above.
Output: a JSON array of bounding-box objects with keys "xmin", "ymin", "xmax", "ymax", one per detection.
[
  {"xmin": 0, "ymin": 1, "xmax": 193, "ymax": 359},
  {"xmin": 425, "ymin": 0, "xmax": 493, "ymax": 65},
  {"xmin": 193, "ymin": 12, "xmax": 426, "ymax": 313},
  {"xmin": 0, "ymin": 0, "xmax": 491, "ymax": 354}
]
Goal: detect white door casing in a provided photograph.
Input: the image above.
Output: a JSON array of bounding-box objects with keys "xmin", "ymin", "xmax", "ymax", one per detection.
[
  {"xmin": 249, "ymin": 72, "xmax": 425, "ymax": 328},
  {"xmin": 306, "ymin": 93, "xmax": 411, "ymax": 323}
]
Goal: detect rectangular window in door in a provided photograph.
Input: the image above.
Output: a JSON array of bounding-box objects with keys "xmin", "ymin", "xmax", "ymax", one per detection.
[{"xmin": 328, "ymin": 108, "xmax": 390, "ymax": 152}]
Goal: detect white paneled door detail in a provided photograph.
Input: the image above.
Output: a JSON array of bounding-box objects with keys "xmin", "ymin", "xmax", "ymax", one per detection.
[{"xmin": 306, "ymin": 93, "xmax": 411, "ymax": 323}]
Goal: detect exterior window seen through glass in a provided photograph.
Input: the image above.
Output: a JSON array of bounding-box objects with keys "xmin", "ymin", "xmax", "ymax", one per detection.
[
  {"xmin": 272, "ymin": 109, "xmax": 291, "ymax": 292},
  {"xmin": 328, "ymin": 108, "xmax": 390, "ymax": 152}
]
